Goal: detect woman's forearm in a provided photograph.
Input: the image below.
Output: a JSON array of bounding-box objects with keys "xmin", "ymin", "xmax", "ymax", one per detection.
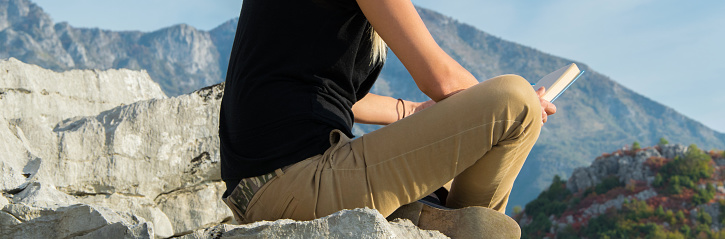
[{"xmin": 352, "ymin": 93, "xmax": 421, "ymax": 125}]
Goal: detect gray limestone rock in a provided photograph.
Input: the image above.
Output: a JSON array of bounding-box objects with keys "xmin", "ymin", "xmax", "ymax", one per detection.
[
  {"xmin": 0, "ymin": 59, "xmax": 222, "ymax": 238},
  {"xmin": 0, "ymin": 58, "xmax": 167, "ymax": 126},
  {"xmin": 76, "ymin": 193, "xmax": 175, "ymax": 238},
  {"xmin": 567, "ymin": 147, "xmax": 663, "ymax": 192},
  {"xmin": 1, "ymin": 203, "xmax": 152, "ymax": 239},
  {"xmin": 0, "ymin": 117, "xmax": 38, "ymax": 193},
  {"xmin": 155, "ymin": 181, "xmax": 231, "ymax": 236},
  {"xmin": 46, "ymin": 84, "xmax": 223, "ymax": 198},
  {"xmin": 11, "ymin": 182, "xmax": 78, "ymax": 209},
  {"xmin": 659, "ymin": 144, "xmax": 688, "ymax": 160},
  {"xmin": 178, "ymin": 208, "xmax": 449, "ymax": 239},
  {"xmin": 0, "ymin": 194, "xmax": 9, "ymax": 209},
  {"xmin": 75, "ymin": 222, "xmax": 154, "ymax": 239}
]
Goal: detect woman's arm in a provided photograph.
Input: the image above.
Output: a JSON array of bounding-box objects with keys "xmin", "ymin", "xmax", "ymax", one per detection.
[
  {"xmin": 356, "ymin": 0, "xmax": 478, "ymax": 102},
  {"xmin": 352, "ymin": 93, "xmax": 434, "ymax": 125},
  {"xmin": 357, "ymin": 0, "xmax": 556, "ymax": 124}
]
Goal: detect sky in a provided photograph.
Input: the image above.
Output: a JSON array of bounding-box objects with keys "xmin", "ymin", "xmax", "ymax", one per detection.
[{"xmin": 31, "ymin": 0, "xmax": 725, "ymax": 133}]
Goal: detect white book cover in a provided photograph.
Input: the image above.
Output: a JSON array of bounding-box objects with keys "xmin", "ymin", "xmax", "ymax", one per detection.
[{"xmin": 534, "ymin": 63, "xmax": 583, "ymax": 102}]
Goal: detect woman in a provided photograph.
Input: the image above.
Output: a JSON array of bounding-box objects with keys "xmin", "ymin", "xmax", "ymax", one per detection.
[{"xmin": 219, "ymin": 0, "xmax": 556, "ymax": 223}]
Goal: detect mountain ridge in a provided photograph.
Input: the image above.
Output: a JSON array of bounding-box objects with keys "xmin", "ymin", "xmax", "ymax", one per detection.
[{"xmin": 2, "ymin": 0, "xmax": 724, "ymax": 213}]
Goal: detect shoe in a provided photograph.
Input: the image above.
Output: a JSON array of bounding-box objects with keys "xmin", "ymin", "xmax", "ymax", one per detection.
[{"xmin": 388, "ymin": 199, "xmax": 521, "ymax": 239}]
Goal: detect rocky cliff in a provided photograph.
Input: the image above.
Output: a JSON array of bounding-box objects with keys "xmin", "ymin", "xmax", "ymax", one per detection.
[
  {"xmin": 0, "ymin": 59, "xmax": 452, "ymax": 238},
  {"xmin": 516, "ymin": 143, "xmax": 725, "ymax": 238},
  {"xmin": 0, "ymin": 58, "xmax": 226, "ymax": 238}
]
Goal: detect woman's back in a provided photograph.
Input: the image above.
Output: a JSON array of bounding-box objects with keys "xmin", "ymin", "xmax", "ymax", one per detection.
[{"xmin": 219, "ymin": 0, "xmax": 384, "ymax": 193}]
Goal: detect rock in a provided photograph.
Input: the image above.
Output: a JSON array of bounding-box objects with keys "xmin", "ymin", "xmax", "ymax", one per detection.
[
  {"xmin": 1, "ymin": 203, "xmax": 152, "ymax": 239},
  {"xmin": 0, "ymin": 117, "xmax": 38, "ymax": 193},
  {"xmin": 567, "ymin": 147, "xmax": 663, "ymax": 192},
  {"xmin": 77, "ymin": 193, "xmax": 175, "ymax": 238},
  {"xmin": 0, "ymin": 59, "xmax": 226, "ymax": 238},
  {"xmin": 696, "ymin": 203, "xmax": 721, "ymax": 230},
  {"xmin": 0, "ymin": 194, "xmax": 9, "ymax": 208},
  {"xmin": 0, "ymin": 58, "xmax": 167, "ymax": 195},
  {"xmin": 75, "ymin": 222, "xmax": 154, "ymax": 239},
  {"xmin": 12, "ymin": 182, "xmax": 78, "ymax": 209},
  {"xmin": 44, "ymin": 84, "xmax": 223, "ymax": 198},
  {"xmin": 155, "ymin": 181, "xmax": 231, "ymax": 236},
  {"xmin": 659, "ymin": 144, "xmax": 688, "ymax": 160},
  {"xmin": 179, "ymin": 208, "xmax": 449, "ymax": 239},
  {"xmin": 566, "ymin": 167, "xmax": 597, "ymax": 193},
  {"xmin": 581, "ymin": 189, "xmax": 657, "ymax": 218},
  {"xmin": 0, "ymin": 58, "xmax": 167, "ymax": 126}
]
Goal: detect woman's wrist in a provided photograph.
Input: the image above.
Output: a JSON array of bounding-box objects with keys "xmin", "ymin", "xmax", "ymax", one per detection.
[{"xmin": 396, "ymin": 99, "xmax": 433, "ymax": 120}]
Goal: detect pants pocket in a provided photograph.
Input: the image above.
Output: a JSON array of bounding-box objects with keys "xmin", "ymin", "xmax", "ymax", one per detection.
[{"xmin": 279, "ymin": 195, "xmax": 298, "ymax": 219}]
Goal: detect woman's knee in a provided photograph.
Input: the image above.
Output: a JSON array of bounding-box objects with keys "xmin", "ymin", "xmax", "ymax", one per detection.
[{"xmin": 476, "ymin": 74, "xmax": 540, "ymax": 109}]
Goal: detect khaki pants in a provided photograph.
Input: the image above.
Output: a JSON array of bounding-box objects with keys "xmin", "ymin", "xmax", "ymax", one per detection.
[{"xmin": 239, "ymin": 75, "xmax": 542, "ymax": 223}]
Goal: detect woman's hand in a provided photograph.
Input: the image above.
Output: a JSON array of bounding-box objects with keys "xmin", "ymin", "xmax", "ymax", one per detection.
[
  {"xmin": 409, "ymin": 100, "xmax": 436, "ymax": 115},
  {"xmin": 536, "ymin": 87, "xmax": 557, "ymax": 123}
]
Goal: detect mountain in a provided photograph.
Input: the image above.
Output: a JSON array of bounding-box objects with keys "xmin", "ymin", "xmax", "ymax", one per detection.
[
  {"xmin": 515, "ymin": 143, "xmax": 725, "ymax": 238},
  {"xmin": 0, "ymin": 0, "xmax": 224, "ymax": 96},
  {"xmin": 2, "ymin": 0, "xmax": 725, "ymax": 213},
  {"xmin": 375, "ymin": 8, "xmax": 725, "ymax": 212}
]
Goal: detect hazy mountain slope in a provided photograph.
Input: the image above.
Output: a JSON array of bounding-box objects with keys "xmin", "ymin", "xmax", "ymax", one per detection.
[
  {"xmin": 2, "ymin": 0, "xmax": 724, "ymax": 213},
  {"xmin": 376, "ymin": 8, "xmax": 725, "ymax": 212}
]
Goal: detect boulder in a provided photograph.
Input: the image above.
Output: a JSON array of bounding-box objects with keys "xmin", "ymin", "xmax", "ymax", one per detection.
[
  {"xmin": 155, "ymin": 181, "xmax": 231, "ymax": 236},
  {"xmin": 11, "ymin": 182, "xmax": 79, "ymax": 209},
  {"xmin": 0, "ymin": 57, "xmax": 167, "ymax": 126},
  {"xmin": 45, "ymin": 84, "xmax": 223, "ymax": 198},
  {"xmin": 659, "ymin": 144, "xmax": 688, "ymax": 160},
  {"xmin": 179, "ymin": 208, "xmax": 448, "ymax": 239},
  {"xmin": 567, "ymin": 147, "xmax": 661, "ymax": 192},
  {"xmin": 1, "ymin": 203, "xmax": 153, "ymax": 239},
  {"xmin": 0, "ymin": 59, "xmax": 223, "ymax": 238},
  {"xmin": 77, "ymin": 193, "xmax": 175, "ymax": 238},
  {"xmin": 0, "ymin": 117, "xmax": 39, "ymax": 193}
]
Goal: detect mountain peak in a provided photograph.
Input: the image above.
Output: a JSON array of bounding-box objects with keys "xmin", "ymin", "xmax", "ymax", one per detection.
[{"xmin": 0, "ymin": 0, "xmax": 53, "ymax": 32}]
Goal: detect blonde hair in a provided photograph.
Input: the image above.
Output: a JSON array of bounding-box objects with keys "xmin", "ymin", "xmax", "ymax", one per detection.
[{"xmin": 369, "ymin": 26, "xmax": 387, "ymax": 65}]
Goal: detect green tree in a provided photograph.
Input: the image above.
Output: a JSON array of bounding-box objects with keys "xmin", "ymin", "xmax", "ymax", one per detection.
[
  {"xmin": 659, "ymin": 137, "xmax": 669, "ymax": 146},
  {"xmin": 655, "ymin": 205, "xmax": 665, "ymax": 217},
  {"xmin": 653, "ymin": 173, "xmax": 664, "ymax": 187},
  {"xmin": 666, "ymin": 210, "xmax": 676, "ymax": 225},
  {"xmin": 680, "ymin": 225, "xmax": 691, "ymax": 237},
  {"xmin": 632, "ymin": 141, "xmax": 641, "ymax": 151},
  {"xmin": 676, "ymin": 210, "xmax": 686, "ymax": 221},
  {"xmin": 698, "ymin": 210, "xmax": 712, "ymax": 225},
  {"xmin": 513, "ymin": 205, "xmax": 522, "ymax": 215},
  {"xmin": 657, "ymin": 144, "xmax": 714, "ymax": 195}
]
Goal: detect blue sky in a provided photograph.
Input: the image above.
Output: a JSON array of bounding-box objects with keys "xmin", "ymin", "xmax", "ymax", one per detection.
[{"xmin": 32, "ymin": 0, "xmax": 725, "ymax": 133}]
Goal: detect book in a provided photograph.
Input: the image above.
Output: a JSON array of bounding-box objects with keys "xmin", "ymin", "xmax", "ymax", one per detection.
[{"xmin": 533, "ymin": 63, "xmax": 584, "ymax": 102}]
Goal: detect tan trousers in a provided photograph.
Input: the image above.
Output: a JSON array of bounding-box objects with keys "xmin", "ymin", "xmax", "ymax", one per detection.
[{"xmin": 241, "ymin": 75, "xmax": 542, "ymax": 223}]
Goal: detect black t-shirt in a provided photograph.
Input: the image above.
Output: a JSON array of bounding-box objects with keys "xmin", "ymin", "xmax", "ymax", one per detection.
[{"xmin": 219, "ymin": 0, "xmax": 384, "ymax": 193}]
